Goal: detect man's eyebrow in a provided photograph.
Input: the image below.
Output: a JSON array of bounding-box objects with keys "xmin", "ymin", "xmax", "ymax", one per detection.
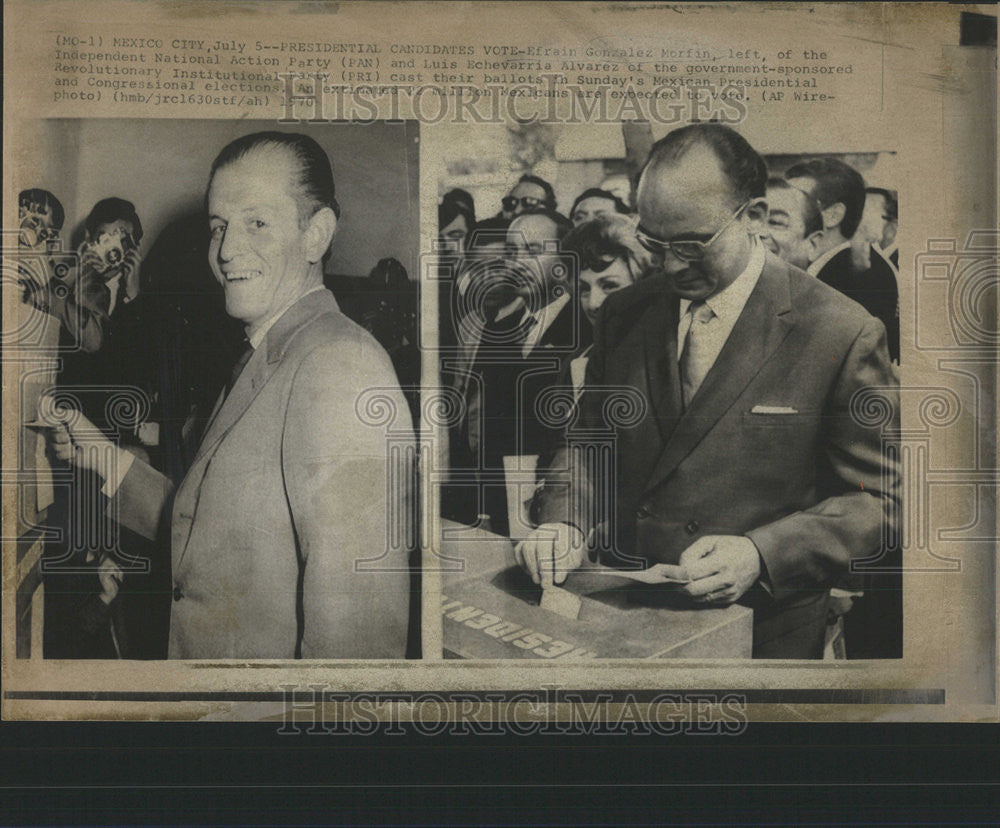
[{"xmin": 768, "ymin": 208, "xmax": 790, "ymax": 218}]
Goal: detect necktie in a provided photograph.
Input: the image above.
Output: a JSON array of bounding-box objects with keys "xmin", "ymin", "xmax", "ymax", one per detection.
[
  {"xmin": 679, "ymin": 301, "xmax": 716, "ymax": 409},
  {"xmin": 226, "ymin": 338, "xmax": 253, "ymax": 396}
]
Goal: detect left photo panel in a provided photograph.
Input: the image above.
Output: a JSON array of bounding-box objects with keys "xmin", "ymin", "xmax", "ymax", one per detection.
[{"xmin": 9, "ymin": 119, "xmax": 422, "ymax": 662}]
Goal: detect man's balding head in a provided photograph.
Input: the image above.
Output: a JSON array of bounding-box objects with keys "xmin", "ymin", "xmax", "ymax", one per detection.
[
  {"xmin": 506, "ymin": 210, "xmax": 573, "ymax": 304},
  {"xmin": 636, "ymin": 124, "xmax": 768, "ymax": 300}
]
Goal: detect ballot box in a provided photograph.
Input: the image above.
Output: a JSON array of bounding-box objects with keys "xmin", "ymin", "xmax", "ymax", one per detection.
[{"xmin": 440, "ymin": 522, "xmax": 753, "ymax": 659}]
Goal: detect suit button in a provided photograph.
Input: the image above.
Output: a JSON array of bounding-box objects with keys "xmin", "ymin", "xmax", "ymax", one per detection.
[
  {"xmin": 636, "ymin": 505, "xmax": 652, "ymax": 519},
  {"xmin": 173, "ymin": 586, "xmax": 183, "ymax": 602},
  {"xmin": 685, "ymin": 520, "xmax": 700, "ymax": 535}
]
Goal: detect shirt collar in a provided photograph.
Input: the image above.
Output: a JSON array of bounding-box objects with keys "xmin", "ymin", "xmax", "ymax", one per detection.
[
  {"xmin": 528, "ymin": 291, "xmax": 571, "ymax": 328},
  {"xmin": 247, "ymin": 284, "xmax": 328, "ymax": 350},
  {"xmin": 807, "ymin": 239, "xmax": 851, "ymax": 278},
  {"xmin": 493, "ymin": 296, "xmax": 527, "ymax": 324},
  {"xmin": 679, "ymin": 236, "xmax": 765, "ymax": 323},
  {"xmin": 522, "ymin": 291, "xmax": 571, "ymax": 354}
]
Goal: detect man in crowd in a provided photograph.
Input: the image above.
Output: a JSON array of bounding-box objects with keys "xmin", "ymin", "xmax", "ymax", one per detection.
[
  {"xmin": 49, "ymin": 131, "xmax": 414, "ymax": 659},
  {"xmin": 518, "ymin": 124, "xmax": 899, "ymax": 659},
  {"xmin": 569, "ymin": 188, "xmax": 631, "ymax": 227},
  {"xmin": 499, "ymin": 174, "xmax": 557, "ymax": 219},
  {"xmin": 760, "ymin": 177, "xmax": 823, "ymax": 270},
  {"xmin": 865, "ymin": 186, "xmax": 899, "ymax": 269},
  {"xmin": 457, "ymin": 209, "xmax": 584, "ymax": 537},
  {"xmin": 784, "ymin": 157, "xmax": 865, "ymax": 289},
  {"xmin": 784, "ymin": 158, "xmax": 898, "ymax": 359}
]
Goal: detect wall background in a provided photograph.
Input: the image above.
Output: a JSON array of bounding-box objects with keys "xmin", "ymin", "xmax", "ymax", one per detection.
[{"xmin": 36, "ymin": 118, "xmax": 420, "ymax": 280}]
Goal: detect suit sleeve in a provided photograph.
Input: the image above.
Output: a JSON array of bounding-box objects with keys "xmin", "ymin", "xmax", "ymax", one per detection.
[
  {"xmin": 108, "ymin": 455, "xmax": 175, "ymax": 542},
  {"xmin": 48, "ymin": 271, "xmax": 111, "ymax": 354},
  {"xmin": 282, "ymin": 340, "xmax": 414, "ymax": 659},
  {"xmin": 746, "ymin": 316, "xmax": 901, "ymax": 602},
  {"xmin": 530, "ymin": 318, "xmax": 610, "ymax": 535}
]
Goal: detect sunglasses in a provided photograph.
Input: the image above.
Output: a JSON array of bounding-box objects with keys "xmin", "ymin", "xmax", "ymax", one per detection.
[
  {"xmin": 635, "ymin": 200, "xmax": 751, "ymax": 262},
  {"xmin": 502, "ymin": 195, "xmax": 545, "ymax": 213}
]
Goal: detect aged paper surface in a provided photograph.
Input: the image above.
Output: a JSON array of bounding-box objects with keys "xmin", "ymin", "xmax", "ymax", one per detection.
[{"xmin": 2, "ymin": 0, "xmax": 997, "ymax": 724}]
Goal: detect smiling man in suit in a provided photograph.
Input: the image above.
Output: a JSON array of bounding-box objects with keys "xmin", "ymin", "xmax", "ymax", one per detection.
[
  {"xmin": 49, "ymin": 131, "xmax": 413, "ymax": 659},
  {"xmin": 518, "ymin": 124, "xmax": 900, "ymax": 658}
]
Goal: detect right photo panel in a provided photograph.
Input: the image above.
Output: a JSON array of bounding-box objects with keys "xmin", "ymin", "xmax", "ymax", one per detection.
[{"xmin": 428, "ymin": 120, "xmax": 901, "ymax": 662}]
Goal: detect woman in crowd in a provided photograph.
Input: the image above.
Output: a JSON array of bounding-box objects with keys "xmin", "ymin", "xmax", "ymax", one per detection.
[{"xmin": 560, "ymin": 213, "xmax": 652, "ymax": 396}]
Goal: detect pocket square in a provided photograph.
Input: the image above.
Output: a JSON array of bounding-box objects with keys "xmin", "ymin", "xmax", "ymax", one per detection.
[{"xmin": 751, "ymin": 405, "xmax": 798, "ymax": 414}]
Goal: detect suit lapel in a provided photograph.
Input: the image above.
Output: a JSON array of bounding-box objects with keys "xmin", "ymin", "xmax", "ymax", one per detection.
[
  {"xmin": 642, "ymin": 289, "xmax": 682, "ymax": 444},
  {"xmin": 174, "ymin": 290, "xmax": 340, "ymax": 565},
  {"xmin": 643, "ymin": 255, "xmax": 795, "ymax": 494}
]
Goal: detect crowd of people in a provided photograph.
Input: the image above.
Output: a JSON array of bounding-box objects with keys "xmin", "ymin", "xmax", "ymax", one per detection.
[
  {"xmin": 438, "ymin": 124, "xmax": 901, "ymax": 659},
  {"xmin": 19, "ymin": 132, "xmax": 419, "ymax": 660}
]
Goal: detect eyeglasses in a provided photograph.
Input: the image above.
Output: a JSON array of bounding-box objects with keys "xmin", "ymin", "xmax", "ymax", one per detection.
[
  {"xmin": 635, "ymin": 200, "xmax": 751, "ymax": 262},
  {"xmin": 502, "ymin": 195, "xmax": 545, "ymax": 213}
]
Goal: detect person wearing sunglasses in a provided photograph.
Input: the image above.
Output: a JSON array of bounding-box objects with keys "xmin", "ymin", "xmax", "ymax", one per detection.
[
  {"xmin": 499, "ymin": 174, "xmax": 557, "ymax": 220},
  {"xmin": 520, "ymin": 123, "xmax": 899, "ymax": 660}
]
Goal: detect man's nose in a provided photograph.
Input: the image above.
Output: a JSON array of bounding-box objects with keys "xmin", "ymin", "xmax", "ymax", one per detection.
[
  {"xmin": 654, "ymin": 250, "xmax": 688, "ymax": 274},
  {"xmin": 216, "ymin": 225, "xmax": 243, "ymax": 262}
]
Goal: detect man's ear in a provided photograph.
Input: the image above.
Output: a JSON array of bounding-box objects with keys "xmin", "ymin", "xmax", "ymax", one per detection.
[
  {"xmin": 821, "ymin": 202, "xmax": 846, "ymax": 231},
  {"xmin": 304, "ymin": 207, "xmax": 337, "ymax": 263},
  {"xmin": 744, "ymin": 198, "xmax": 768, "ymax": 234}
]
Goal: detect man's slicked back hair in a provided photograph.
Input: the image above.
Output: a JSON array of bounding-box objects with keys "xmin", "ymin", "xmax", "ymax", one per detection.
[
  {"xmin": 209, "ymin": 131, "xmax": 342, "ymax": 225},
  {"xmin": 785, "ymin": 156, "xmax": 866, "ymax": 239}
]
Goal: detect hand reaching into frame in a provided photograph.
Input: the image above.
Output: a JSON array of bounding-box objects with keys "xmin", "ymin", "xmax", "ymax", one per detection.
[{"xmin": 514, "ymin": 522, "xmax": 587, "ymax": 587}]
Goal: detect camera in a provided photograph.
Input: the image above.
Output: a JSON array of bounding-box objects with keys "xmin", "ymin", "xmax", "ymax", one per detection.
[
  {"xmin": 915, "ymin": 231, "xmax": 999, "ymax": 350},
  {"xmin": 2, "ymin": 234, "xmax": 81, "ymax": 352},
  {"xmin": 86, "ymin": 227, "xmax": 135, "ymax": 276},
  {"xmin": 18, "ymin": 207, "xmax": 59, "ymax": 251}
]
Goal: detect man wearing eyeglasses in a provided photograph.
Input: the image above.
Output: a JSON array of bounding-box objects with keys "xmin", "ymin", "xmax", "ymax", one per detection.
[
  {"xmin": 519, "ymin": 123, "xmax": 899, "ymax": 659},
  {"xmin": 499, "ymin": 174, "xmax": 557, "ymax": 219}
]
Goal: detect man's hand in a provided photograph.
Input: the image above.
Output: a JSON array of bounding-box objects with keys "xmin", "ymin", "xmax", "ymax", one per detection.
[
  {"xmin": 44, "ymin": 399, "xmax": 115, "ymax": 479},
  {"xmin": 659, "ymin": 535, "xmax": 762, "ymax": 605},
  {"xmin": 121, "ymin": 248, "xmax": 142, "ymax": 301},
  {"xmin": 79, "ymin": 245, "xmax": 105, "ymax": 276},
  {"xmin": 97, "ymin": 555, "xmax": 124, "ymax": 605},
  {"xmin": 514, "ymin": 522, "xmax": 586, "ymax": 587}
]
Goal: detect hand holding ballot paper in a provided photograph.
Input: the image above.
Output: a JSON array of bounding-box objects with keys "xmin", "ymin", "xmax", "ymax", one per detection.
[{"xmin": 515, "ymin": 521, "xmax": 757, "ymax": 607}]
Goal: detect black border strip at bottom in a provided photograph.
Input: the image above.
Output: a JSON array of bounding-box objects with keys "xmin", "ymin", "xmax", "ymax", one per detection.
[{"xmin": 4, "ymin": 688, "xmax": 945, "ymax": 704}]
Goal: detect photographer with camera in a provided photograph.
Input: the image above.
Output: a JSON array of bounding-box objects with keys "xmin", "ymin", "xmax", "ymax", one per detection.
[{"xmin": 43, "ymin": 197, "xmax": 155, "ymax": 659}]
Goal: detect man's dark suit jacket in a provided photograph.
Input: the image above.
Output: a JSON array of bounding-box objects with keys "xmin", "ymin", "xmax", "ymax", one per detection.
[
  {"xmin": 463, "ymin": 298, "xmax": 588, "ymax": 537},
  {"xmin": 532, "ymin": 251, "xmax": 900, "ymax": 658},
  {"xmin": 817, "ymin": 247, "xmax": 899, "ymax": 363}
]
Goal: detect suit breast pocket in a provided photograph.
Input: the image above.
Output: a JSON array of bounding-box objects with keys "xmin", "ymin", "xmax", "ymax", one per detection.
[{"xmin": 741, "ymin": 408, "xmax": 816, "ymax": 430}]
